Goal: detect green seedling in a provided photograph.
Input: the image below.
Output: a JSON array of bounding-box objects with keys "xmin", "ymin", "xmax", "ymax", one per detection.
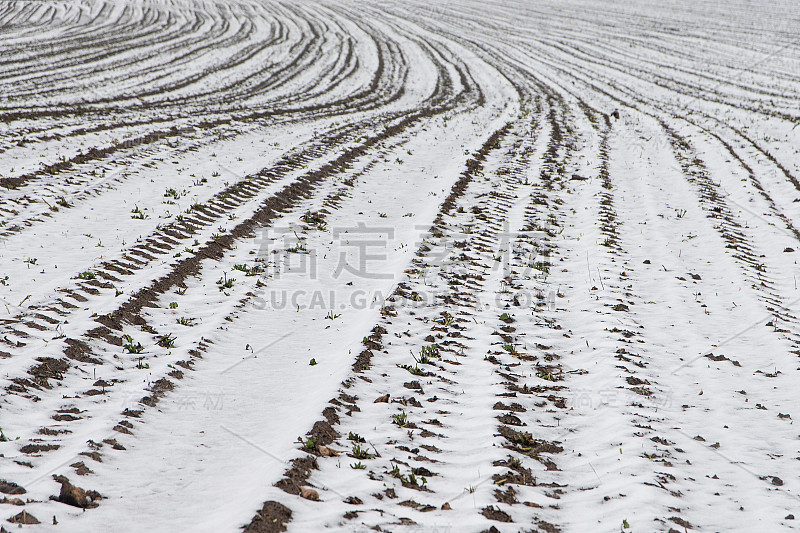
[
  {"xmin": 131, "ymin": 205, "xmax": 148, "ymax": 219},
  {"xmin": 392, "ymin": 411, "xmax": 408, "ymax": 427},
  {"xmin": 157, "ymin": 333, "xmax": 176, "ymax": 348},
  {"xmin": 349, "ymin": 443, "xmax": 375, "ymax": 460},
  {"xmin": 217, "ymin": 272, "xmax": 235, "ymax": 291},
  {"xmin": 300, "ymin": 210, "xmax": 326, "ymax": 230},
  {"xmin": 122, "ymin": 334, "xmax": 143, "ymax": 354},
  {"xmin": 532, "ymin": 261, "xmax": 550, "ymax": 273},
  {"xmin": 401, "ymin": 364, "xmax": 426, "ymax": 376},
  {"xmin": 419, "ymin": 344, "xmax": 439, "ymax": 361},
  {"xmin": 536, "ymin": 368, "xmax": 556, "ymax": 381},
  {"xmin": 348, "ymin": 432, "xmax": 365, "ymax": 443}
]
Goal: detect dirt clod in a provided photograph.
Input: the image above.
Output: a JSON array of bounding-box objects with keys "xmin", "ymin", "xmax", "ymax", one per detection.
[
  {"xmin": 0, "ymin": 481, "xmax": 25, "ymax": 495},
  {"xmin": 7, "ymin": 510, "xmax": 39, "ymax": 524},
  {"xmin": 243, "ymin": 501, "xmax": 291, "ymax": 533},
  {"xmin": 53, "ymin": 476, "xmax": 101, "ymax": 508}
]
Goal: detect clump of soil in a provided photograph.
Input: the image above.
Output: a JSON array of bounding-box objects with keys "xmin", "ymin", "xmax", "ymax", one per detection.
[
  {"xmin": 243, "ymin": 501, "xmax": 292, "ymax": 532},
  {"xmin": 0, "ymin": 481, "xmax": 25, "ymax": 495},
  {"xmin": 7, "ymin": 510, "xmax": 39, "ymax": 524},
  {"xmin": 53, "ymin": 475, "xmax": 102, "ymax": 508},
  {"xmin": 481, "ymin": 505, "xmax": 512, "ymax": 522}
]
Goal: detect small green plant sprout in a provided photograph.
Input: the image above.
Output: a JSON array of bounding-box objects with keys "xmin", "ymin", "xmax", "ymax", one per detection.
[
  {"xmin": 499, "ymin": 312, "xmax": 515, "ymax": 323},
  {"xmin": 176, "ymin": 317, "xmax": 196, "ymax": 326},
  {"xmin": 532, "ymin": 261, "xmax": 550, "ymax": 273},
  {"xmin": 309, "ymin": 358, "xmax": 317, "ymax": 366},
  {"xmin": 233, "ymin": 264, "xmax": 249, "ymax": 273},
  {"xmin": 400, "ymin": 364, "xmax": 427, "ymax": 376},
  {"xmin": 287, "ymin": 240, "xmax": 308, "ymax": 254},
  {"xmin": 169, "ymin": 302, "xmax": 178, "ymax": 309},
  {"xmin": 675, "ymin": 209, "xmax": 687, "ymax": 219},
  {"xmin": 245, "ymin": 265, "xmax": 263, "ymax": 276},
  {"xmin": 157, "ymin": 333, "xmax": 176, "ymax": 348},
  {"xmin": 439, "ymin": 312, "xmax": 454, "ymax": 326},
  {"xmin": 217, "ymin": 272, "xmax": 235, "ymax": 291},
  {"xmin": 24, "ymin": 258, "xmax": 37, "ymax": 265},
  {"xmin": 392, "ymin": 411, "xmax": 408, "ymax": 427},
  {"xmin": 503, "ymin": 343, "xmax": 517, "ymax": 354},
  {"xmin": 407, "ymin": 473, "xmax": 425, "ymax": 487},
  {"xmin": 389, "ymin": 463, "xmax": 405, "ymax": 481},
  {"xmin": 287, "ymin": 230, "xmax": 309, "ymax": 254},
  {"xmin": 602, "ymin": 237, "xmax": 613, "ymax": 247},
  {"xmin": 211, "ymin": 170, "xmax": 221, "ymax": 177},
  {"xmin": 115, "ymin": 288, "xmax": 124, "ymax": 297},
  {"xmin": 350, "ymin": 462, "xmax": 367, "ymax": 470},
  {"xmin": 300, "ymin": 210, "xmax": 327, "ymax": 230},
  {"xmin": 131, "ymin": 205, "xmax": 148, "ymax": 219},
  {"xmin": 349, "ymin": 443, "xmax": 375, "ymax": 460},
  {"xmin": 0, "ymin": 275, "xmax": 8, "ymax": 286},
  {"xmin": 122, "ymin": 334, "xmax": 143, "ymax": 354},
  {"xmin": 73, "ymin": 271, "xmax": 96, "ymax": 280},
  {"xmin": 177, "ymin": 287, "xmax": 187, "ymax": 295},
  {"xmin": 163, "ymin": 188, "xmax": 182, "ymax": 199},
  {"xmin": 414, "ymin": 344, "xmax": 439, "ymax": 365},
  {"xmin": 136, "ymin": 357, "xmax": 149, "ymax": 369},
  {"xmin": 324, "ymin": 310, "xmax": 341, "ymax": 320},
  {"xmin": 302, "ymin": 436, "xmax": 317, "ymax": 451},
  {"xmin": 410, "ymin": 292, "xmax": 423, "ymax": 302},
  {"xmin": 622, "ymin": 518, "xmax": 631, "ymax": 530},
  {"xmin": 348, "ymin": 432, "xmax": 365, "ymax": 443},
  {"xmin": 465, "ymin": 485, "xmax": 476, "ymax": 493},
  {"xmin": 536, "ymin": 367, "xmax": 556, "ymax": 381}
]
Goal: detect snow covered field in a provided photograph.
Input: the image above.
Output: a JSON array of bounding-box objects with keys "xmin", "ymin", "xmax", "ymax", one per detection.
[{"xmin": 1, "ymin": 0, "xmax": 799, "ymax": 531}]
